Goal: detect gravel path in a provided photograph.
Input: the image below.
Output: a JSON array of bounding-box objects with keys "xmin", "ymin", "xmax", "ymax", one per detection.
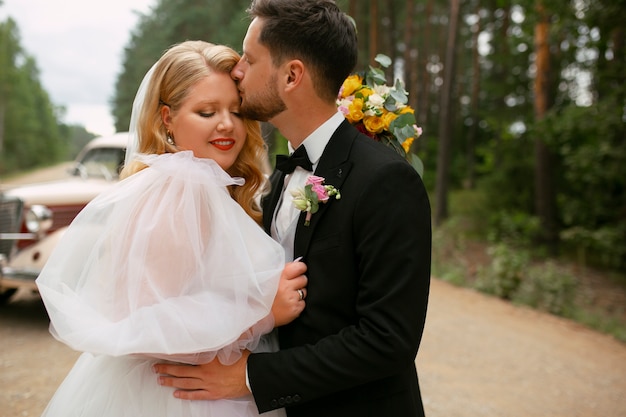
[{"xmin": 1, "ymin": 279, "xmax": 625, "ymax": 417}]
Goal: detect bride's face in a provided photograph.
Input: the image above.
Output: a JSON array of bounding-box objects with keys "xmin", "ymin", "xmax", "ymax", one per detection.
[{"xmin": 163, "ymin": 72, "xmax": 246, "ymax": 171}]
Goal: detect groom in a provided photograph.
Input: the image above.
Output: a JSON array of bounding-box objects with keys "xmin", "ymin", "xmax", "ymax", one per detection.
[{"xmin": 155, "ymin": 1, "xmax": 432, "ymax": 416}]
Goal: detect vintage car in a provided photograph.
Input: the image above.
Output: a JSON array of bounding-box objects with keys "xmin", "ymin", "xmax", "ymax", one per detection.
[{"xmin": 0, "ymin": 132, "xmax": 128, "ymax": 303}]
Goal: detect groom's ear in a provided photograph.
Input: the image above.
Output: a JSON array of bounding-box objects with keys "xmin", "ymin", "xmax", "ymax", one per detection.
[{"xmin": 284, "ymin": 59, "xmax": 305, "ymax": 90}]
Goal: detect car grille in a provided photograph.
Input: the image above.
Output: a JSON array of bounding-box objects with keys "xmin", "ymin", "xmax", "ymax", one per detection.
[{"xmin": 0, "ymin": 195, "xmax": 23, "ymax": 258}]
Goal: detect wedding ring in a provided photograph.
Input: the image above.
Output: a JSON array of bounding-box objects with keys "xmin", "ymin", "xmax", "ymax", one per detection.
[{"xmin": 297, "ymin": 289, "xmax": 305, "ymax": 301}]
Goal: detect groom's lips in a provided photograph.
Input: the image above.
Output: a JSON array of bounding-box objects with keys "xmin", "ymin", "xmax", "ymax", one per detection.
[{"xmin": 210, "ymin": 138, "xmax": 235, "ymax": 151}]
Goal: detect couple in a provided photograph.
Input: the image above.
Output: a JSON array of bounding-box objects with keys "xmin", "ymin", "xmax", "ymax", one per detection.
[{"xmin": 36, "ymin": 1, "xmax": 432, "ymax": 416}]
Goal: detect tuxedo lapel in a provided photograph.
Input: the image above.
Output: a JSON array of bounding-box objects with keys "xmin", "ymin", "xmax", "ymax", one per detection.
[
  {"xmin": 294, "ymin": 120, "xmax": 357, "ymax": 258},
  {"xmin": 262, "ymin": 169, "xmax": 286, "ymax": 234}
]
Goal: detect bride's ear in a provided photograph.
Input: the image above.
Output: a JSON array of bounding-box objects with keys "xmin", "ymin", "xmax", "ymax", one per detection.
[{"xmin": 161, "ymin": 104, "xmax": 172, "ymax": 129}]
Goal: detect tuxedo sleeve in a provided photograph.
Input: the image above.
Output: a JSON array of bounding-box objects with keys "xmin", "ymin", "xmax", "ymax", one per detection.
[{"xmin": 249, "ymin": 158, "xmax": 431, "ymax": 412}]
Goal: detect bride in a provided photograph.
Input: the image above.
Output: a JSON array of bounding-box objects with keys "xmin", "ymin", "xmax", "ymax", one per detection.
[{"xmin": 35, "ymin": 40, "xmax": 307, "ymax": 417}]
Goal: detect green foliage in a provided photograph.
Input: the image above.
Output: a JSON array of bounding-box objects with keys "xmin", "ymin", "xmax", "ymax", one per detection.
[
  {"xmin": 560, "ymin": 225, "xmax": 626, "ymax": 271},
  {"xmin": 477, "ymin": 243, "xmax": 577, "ymax": 315},
  {"xmin": 64, "ymin": 125, "xmax": 97, "ymax": 159},
  {"xmin": 435, "ymin": 188, "xmax": 625, "ymax": 341},
  {"xmin": 535, "ymin": 98, "xmax": 626, "ymax": 269},
  {"xmin": 431, "ymin": 216, "xmax": 472, "ymax": 287},
  {"xmin": 476, "ymin": 243, "xmax": 529, "ymax": 300},
  {"xmin": 487, "ymin": 210, "xmax": 541, "ymax": 247},
  {"xmin": 514, "ymin": 261, "xmax": 578, "ymax": 315},
  {"xmin": 0, "ymin": 17, "xmax": 68, "ymax": 175},
  {"xmin": 475, "ymin": 134, "xmax": 535, "ymax": 214}
]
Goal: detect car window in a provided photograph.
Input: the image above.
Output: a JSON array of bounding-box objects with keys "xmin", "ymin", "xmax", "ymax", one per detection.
[{"xmin": 76, "ymin": 147, "xmax": 126, "ymax": 179}]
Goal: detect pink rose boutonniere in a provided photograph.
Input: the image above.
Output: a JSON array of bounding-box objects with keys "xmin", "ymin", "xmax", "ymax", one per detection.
[{"xmin": 291, "ymin": 175, "xmax": 341, "ymax": 226}]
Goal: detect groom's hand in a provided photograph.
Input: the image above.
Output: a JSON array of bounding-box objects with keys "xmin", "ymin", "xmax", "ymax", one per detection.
[{"xmin": 154, "ymin": 350, "xmax": 250, "ymax": 400}]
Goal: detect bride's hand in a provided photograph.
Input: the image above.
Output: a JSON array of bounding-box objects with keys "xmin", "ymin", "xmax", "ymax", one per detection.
[{"xmin": 272, "ymin": 260, "xmax": 308, "ymax": 327}]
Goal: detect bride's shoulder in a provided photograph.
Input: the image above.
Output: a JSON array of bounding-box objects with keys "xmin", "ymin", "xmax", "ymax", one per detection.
[{"xmin": 134, "ymin": 152, "xmax": 244, "ymax": 187}]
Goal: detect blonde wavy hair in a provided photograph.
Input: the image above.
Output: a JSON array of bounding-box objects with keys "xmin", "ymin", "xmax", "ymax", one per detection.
[{"xmin": 120, "ymin": 40, "xmax": 269, "ymax": 224}]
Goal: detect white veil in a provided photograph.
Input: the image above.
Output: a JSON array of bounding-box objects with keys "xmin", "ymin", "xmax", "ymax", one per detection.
[{"xmin": 124, "ymin": 63, "xmax": 158, "ymax": 168}]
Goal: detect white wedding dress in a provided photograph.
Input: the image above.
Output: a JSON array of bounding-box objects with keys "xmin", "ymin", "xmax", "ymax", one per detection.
[{"xmin": 36, "ymin": 151, "xmax": 287, "ymax": 417}]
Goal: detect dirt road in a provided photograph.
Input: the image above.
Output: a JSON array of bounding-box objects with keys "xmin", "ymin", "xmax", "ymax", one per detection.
[{"xmin": 2, "ymin": 279, "xmax": 625, "ymax": 417}]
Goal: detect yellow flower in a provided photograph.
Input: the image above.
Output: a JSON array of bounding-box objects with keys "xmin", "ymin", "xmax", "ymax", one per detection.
[
  {"xmin": 381, "ymin": 112, "xmax": 397, "ymax": 130},
  {"xmin": 341, "ymin": 75, "xmax": 363, "ymax": 98},
  {"xmin": 347, "ymin": 98, "xmax": 365, "ymax": 123},
  {"xmin": 358, "ymin": 86, "xmax": 374, "ymax": 99},
  {"xmin": 400, "ymin": 106, "xmax": 415, "ymax": 115},
  {"xmin": 402, "ymin": 137, "xmax": 415, "ymax": 154},
  {"xmin": 363, "ymin": 115, "xmax": 385, "ymax": 134}
]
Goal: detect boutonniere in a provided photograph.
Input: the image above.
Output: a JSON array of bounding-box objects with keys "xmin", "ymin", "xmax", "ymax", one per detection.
[{"xmin": 291, "ymin": 175, "xmax": 341, "ymax": 226}]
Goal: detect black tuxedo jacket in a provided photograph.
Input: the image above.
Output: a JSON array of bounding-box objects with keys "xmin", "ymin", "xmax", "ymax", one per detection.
[{"xmin": 250, "ymin": 120, "xmax": 431, "ymax": 417}]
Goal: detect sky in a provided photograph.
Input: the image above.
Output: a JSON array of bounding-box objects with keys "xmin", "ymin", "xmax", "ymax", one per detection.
[{"xmin": 1, "ymin": 0, "xmax": 156, "ymax": 137}]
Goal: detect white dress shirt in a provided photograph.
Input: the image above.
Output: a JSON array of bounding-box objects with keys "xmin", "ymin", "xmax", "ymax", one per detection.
[{"xmin": 271, "ymin": 111, "xmax": 345, "ymax": 258}]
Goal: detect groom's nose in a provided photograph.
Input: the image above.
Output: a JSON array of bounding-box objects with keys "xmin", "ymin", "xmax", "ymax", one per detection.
[{"xmin": 231, "ymin": 61, "xmax": 244, "ymax": 81}]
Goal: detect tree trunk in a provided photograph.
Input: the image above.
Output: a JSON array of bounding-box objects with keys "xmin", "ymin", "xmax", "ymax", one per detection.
[
  {"xmin": 533, "ymin": 1, "xmax": 558, "ymax": 252},
  {"xmin": 382, "ymin": 0, "xmax": 397, "ymax": 82},
  {"xmin": 417, "ymin": 0, "xmax": 434, "ymax": 130},
  {"xmin": 402, "ymin": 0, "xmax": 415, "ymax": 102},
  {"xmin": 434, "ymin": 0, "xmax": 461, "ymax": 226},
  {"xmin": 348, "ymin": 0, "xmax": 357, "ymax": 18},
  {"xmin": 369, "ymin": 0, "xmax": 379, "ymax": 65},
  {"xmin": 466, "ymin": 3, "xmax": 481, "ymax": 189}
]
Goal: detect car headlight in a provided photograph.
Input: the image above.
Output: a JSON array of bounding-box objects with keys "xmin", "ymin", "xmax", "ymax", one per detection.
[{"xmin": 25, "ymin": 205, "xmax": 53, "ymax": 234}]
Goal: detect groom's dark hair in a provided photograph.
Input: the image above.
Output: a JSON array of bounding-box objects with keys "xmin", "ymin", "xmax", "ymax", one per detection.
[{"xmin": 247, "ymin": 0, "xmax": 358, "ymax": 103}]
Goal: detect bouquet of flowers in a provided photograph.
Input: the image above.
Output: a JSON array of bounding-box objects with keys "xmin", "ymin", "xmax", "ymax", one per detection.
[{"xmin": 337, "ymin": 54, "xmax": 424, "ymax": 176}]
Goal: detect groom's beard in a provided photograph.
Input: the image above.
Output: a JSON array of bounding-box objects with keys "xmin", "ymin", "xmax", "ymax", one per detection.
[{"xmin": 240, "ymin": 73, "xmax": 286, "ymax": 122}]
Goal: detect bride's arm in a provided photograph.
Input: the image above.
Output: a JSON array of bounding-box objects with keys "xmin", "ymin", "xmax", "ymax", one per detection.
[{"xmin": 140, "ymin": 260, "xmax": 308, "ymax": 364}]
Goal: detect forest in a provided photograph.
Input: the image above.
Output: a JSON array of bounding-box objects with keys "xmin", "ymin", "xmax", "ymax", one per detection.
[{"xmin": 1, "ymin": 0, "xmax": 625, "ymax": 319}]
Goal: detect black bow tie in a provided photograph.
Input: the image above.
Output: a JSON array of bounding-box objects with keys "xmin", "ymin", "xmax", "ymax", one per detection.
[{"xmin": 275, "ymin": 146, "xmax": 313, "ymax": 174}]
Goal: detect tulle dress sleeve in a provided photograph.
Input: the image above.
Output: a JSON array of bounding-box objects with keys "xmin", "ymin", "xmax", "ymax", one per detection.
[{"xmin": 36, "ymin": 151, "xmax": 285, "ymax": 365}]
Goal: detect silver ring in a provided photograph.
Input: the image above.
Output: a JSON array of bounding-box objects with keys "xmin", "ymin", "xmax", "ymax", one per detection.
[{"xmin": 297, "ymin": 289, "xmax": 305, "ymax": 301}]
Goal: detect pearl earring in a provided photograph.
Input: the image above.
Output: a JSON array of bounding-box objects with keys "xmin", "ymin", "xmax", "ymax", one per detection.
[{"xmin": 166, "ymin": 131, "xmax": 175, "ymax": 145}]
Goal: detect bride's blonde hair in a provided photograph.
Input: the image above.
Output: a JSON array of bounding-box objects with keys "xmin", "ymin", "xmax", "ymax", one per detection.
[{"xmin": 120, "ymin": 40, "xmax": 269, "ymax": 224}]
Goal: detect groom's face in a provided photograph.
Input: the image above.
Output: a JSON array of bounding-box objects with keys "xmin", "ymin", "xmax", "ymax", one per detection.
[{"xmin": 231, "ymin": 18, "xmax": 286, "ymax": 122}]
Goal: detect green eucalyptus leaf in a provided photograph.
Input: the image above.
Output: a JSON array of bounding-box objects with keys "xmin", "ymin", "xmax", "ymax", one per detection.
[
  {"xmin": 384, "ymin": 96, "xmax": 398, "ymax": 112},
  {"xmin": 390, "ymin": 112, "xmax": 417, "ymax": 131},
  {"xmin": 366, "ymin": 66, "xmax": 386, "ymax": 85},
  {"xmin": 375, "ymin": 54, "xmax": 392, "ymax": 68},
  {"xmin": 407, "ymin": 153, "xmax": 424, "ymax": 178},
  {"xmin": 393, "ymin": 125, "xmax": 416, "ymax": 142},
  {"xmin": 380, "ymin": 135, "xmax": 407, "ymax": 157},
  {"xmin": 389, "ymin": 88, "xmax": 408, "ymax": 105}
]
